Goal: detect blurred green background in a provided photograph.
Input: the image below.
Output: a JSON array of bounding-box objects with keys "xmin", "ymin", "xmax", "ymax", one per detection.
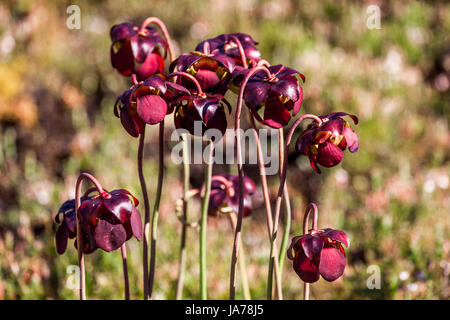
[{"xmin": 0, "ymin": 0, "xmax": 448, "ymax": 300}]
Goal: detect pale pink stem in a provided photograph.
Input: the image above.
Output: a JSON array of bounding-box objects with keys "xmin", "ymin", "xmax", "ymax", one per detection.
[
  {"xmin": 166, "ymin": 71, "xmax": 204, "ymax": 95},
  {"xmin": 230, "ymin": 36, "xmax": 248, "ymax": 69},
  {"xmin": 140, "ymin": 17, "xmax": 175, "ymax": 62}
]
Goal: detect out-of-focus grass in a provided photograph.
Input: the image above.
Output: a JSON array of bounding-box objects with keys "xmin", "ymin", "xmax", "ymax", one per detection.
[{"xmin": 0, "ymin": 0, "xmax": 448, "ymax": 299}]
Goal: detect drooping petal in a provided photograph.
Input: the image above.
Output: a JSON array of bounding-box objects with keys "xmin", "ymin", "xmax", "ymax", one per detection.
[
  {"xmin": 94, "ymin": 219, "xmax": 127, "ymax": 252},
  {"xmin": 293, "ymin": 251, "xmax": 320, "ymax": 283},
  {"xmin": 102, "ymin": 193, "xmax": 133, "ymax": 223},
  {"xmin": 111, "ymin": 40, "xmax": 135, "ymax": 76},
  {"xmin": 136, "ymin": 53, "xmax": 165, "ymax": 80},
  {"xmin": 110, "ymin": 23, "xmax": 137, "ymax": 42},
  {"xmin": 195, "ymin": 69, "xmax": 220, "ymax": 91},
  {"xmin": 263, "ymin": 98, "xmax": 291, "ymax": 128},
  {"xmin": 243, "ymin": 81, "xmax": 270, "ymax": 107},
  {"xmin": 301, "ymin": 235, "xmax": 325, "ymax": 260},
  {"xmin": 343, "ymin": 126, "xmax": 359, "ymax": 153},
  {"xmin": 316, "ymin": 141, "xmax": 344, "ymax": 168},
  {"xmin": 318, "ymin": 247, "xmax": 346, "ymax": 282},
  {"xmin": 320, "ymin": 228, "xmax": 350, "ymax": 248},
  {"xmin": 120, "ymin": 108, "xmax": 140, "ymax": 138},
  {"xmin": 56, "ymin": 223, "xmax": 69, "ymax": 255},
  {"xmin": 130, "ymin": 207, "xmax": 143, "ymax": 241},
  {"xmin": 271, "ymin": 75, "xmax": 300, "ymax": 102},
  {"xmin": 136, "ymin": 94, "xmax": 168, "ymax": 125}
]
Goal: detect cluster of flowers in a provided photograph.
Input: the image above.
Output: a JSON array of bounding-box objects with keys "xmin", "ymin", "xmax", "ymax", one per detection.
[{"xmin": 55, "ymin": 17, "xmax": 360, "ymax": 299}]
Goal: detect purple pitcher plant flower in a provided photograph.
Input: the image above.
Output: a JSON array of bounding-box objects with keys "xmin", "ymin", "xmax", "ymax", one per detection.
[
  {"xmin": 110, "ymin": 23, "xmax": 167, "ymax": 81},
  {"xmin": 288, "ymin": 228, "xmax": 349, "ymax": 283},
  {"xmin": 232, "ymin": 64, "xmax": 305, "ymax": 128},
  {"xmin": 207, "ymin": 174, "xmax": 259, "ymax": 217},
  {"xmin": 55, "ymin": 189, "xmax": 142, "ymax": 254},
  {"xmin": 296, "ymin": 112, "xmax": 359, "ymax": 173}
]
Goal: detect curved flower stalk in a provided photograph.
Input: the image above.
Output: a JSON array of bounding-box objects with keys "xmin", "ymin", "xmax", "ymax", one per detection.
[
  {"xmin": 55, "ymin": 172, "xmax": 142, "ymax": 300},
  {"xmin": 287, "ymin": 203, "xmax": 350, "ymax": 299}
]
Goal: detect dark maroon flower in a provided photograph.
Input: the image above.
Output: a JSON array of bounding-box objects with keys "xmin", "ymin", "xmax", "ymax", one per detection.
[
  {"xmin": 55, "ymin": 189, "xmax": 142, "ymax": 254},
  {"xmin": 207, "ymin": 174, "xmax": 259, "ymax": 217},
  {"xmin": 232, "ymin": 64, "xmax": 305, "ymax": 128},
  {"xmin": 114, "ymin": 74, "xmax": 189, "ymax": 137},
  {"xmin": 110, "ymin": 23, "xmax": 167, "ymax": 81},
  {"xmin": 288, "ymin": 228, "xmax": 349, "ymax": 283},
  {"xmin": 296, "ymin": 112, "xmax": 359, "ymax": 173},
  {"xmin": 169, "ymin": 51, "xmax": 235, "ymax": 93},
  {"xmin": 173, "ymin": 92, "xmax": 231, "ymax": 137},
  {"xmin": 195, "ymin": 33, "xmax": 261, "ymax": 67}
]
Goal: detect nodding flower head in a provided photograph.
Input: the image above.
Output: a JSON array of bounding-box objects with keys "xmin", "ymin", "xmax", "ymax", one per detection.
[
  {"xmin": 55, "ymin": 189, "xmax": 142, "ymax": 254},
  {"xmin": 169, "ymin": 50, "xmax": 235, "ymax": 94},
  {"xmin": 173, "ymin": 92, "xmax": 231, "ymax": 137},
  {"xmin": 296, "ymin": 112, "xmax": 359, "ymax": 173},
  {"xmin": 195, "ymin": 33, "xmax": 261, "ymax": 68},
  {"xmin": 110, "ymin": 22, "xmax": 167, "ymax": 81},
  {"xmin": 232, "ymin": 64, "xmax": 305, "ymax": 128},
  {"xmin": 288, "ymin": 228, "xmax": 350, "ymax": 283},
  {"xmin": 114, "ymin": 74, "xmax": 190, "ymax": 137},
  {"xmin": 207, "ymin": 174, "xmax": 260, "ymax": 217}
]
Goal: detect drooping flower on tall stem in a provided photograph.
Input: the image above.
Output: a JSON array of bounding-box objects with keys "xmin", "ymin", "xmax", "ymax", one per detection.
[
  {"xmin": 287, "ymin": 203, "xmax": 350, "ymax": 299},
  {"xmin": 54, "ymin": 172, "xmax": 141, "ymax": 300},
  {"xmin": 231, "ymin": 64, "xmax": 305, "ymax": 128},
  {"xmin": 296, "ymin": 112, "xmax": 359, "ymax": 173},
  {"xmin": 110, "ymin": 16, "xmax": 177, "ymax": 300}
]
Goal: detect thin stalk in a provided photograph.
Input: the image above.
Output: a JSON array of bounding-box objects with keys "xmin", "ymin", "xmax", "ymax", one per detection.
[
  {"xmin": 176, "ymin": 133, "xmax": 190, "ymax": 299},
  {"xmin": 121, "ymin": 244, "xmax": 130, "ymax": 300},
  {"xmin": 248, "ymin": 115, "xmax": 283, "ymax": 300},
  {"xmin": 277, "ymin": 129, "xmax": 292, "ymax": 280},
  {"xmin": 138, "ymin": 128, "xmax": 151, "ymax": 300},
  {"xmin": 148, "ymin": 120, "xmax": 165, "ymax": 298},
  {"xmin": 228, "ymin": 213, "xmax": 251, "ymax": 300},
  {"xmin": 74, "ymin": 172, "xmax": 107, "ymax": 300},
  {"xmin": 166, "ymin": 72, "xmax": 204, "ymax": 96},
  {"xmin": 200, "ymin": 140, "xmax": 214, "ymax": 299},
  {"xmin": 230, "ymin": 65, "xmax": 273, "ymax": 299},
  {"xmin": 140, "ymin": 17, "xmax": 175, "ymax": 62}
]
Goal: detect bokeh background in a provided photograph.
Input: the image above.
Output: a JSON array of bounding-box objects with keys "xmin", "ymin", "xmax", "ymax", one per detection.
[{"xmin": 0, "ymin": 0, "xmax": 448, "ymax": 300}]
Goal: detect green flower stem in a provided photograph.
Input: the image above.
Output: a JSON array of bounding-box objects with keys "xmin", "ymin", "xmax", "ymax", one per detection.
[
  {"xmin": 176, "ymin": 133, "xmax": 190, "ymax": 300},
  {"xmin": 277, "ymin": 129, "xmax": 292, "ymax": 279},
  {"xmin": 137, "ymin": 128, "xmax": 151, "ymax": 299},
  {"xmin": 200, "ymin": 139, "xmax": 214, "ymax": 299},
  {"xmin": 148, "ymin": 120, "xmax": 165, "ymax": 298}
]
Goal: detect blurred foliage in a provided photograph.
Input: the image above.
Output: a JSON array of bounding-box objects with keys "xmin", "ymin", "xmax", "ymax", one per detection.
[{"xmin": 0, "ymin": 0, "xmax": 449, "ymax": 300}]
